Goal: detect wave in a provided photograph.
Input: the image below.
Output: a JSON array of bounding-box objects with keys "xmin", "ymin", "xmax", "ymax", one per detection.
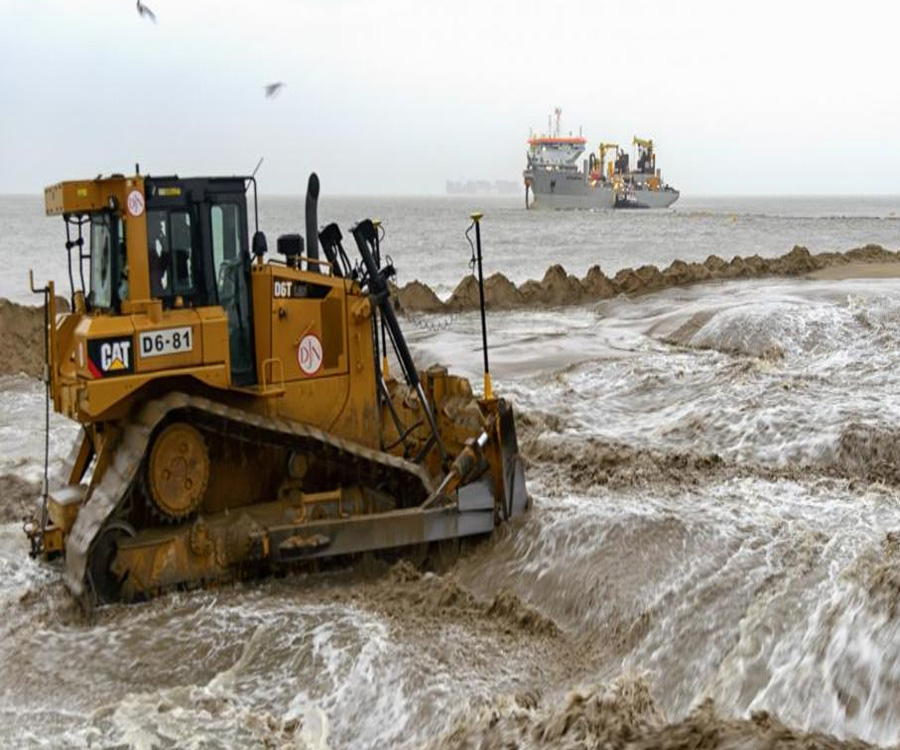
[
  {"xmin": 423, "ymin": 674, "xmax": 874, "ymax": 750},
  {"xmin": 520, "ymin": 418, "xmax": 900, "ymax": 492},
  {"xmin": 0, "ymin": 474, "xmax": 38, "ymax": 524}
]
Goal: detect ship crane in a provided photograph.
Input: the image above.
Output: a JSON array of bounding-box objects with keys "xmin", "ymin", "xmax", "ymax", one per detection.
[
  {"xmin": 598, "ymin": 143, "xmax": 619, "ymax": 181},
  {"xmin": 632, "ymin": 136, "xmax": 656, "ymax": 175}
]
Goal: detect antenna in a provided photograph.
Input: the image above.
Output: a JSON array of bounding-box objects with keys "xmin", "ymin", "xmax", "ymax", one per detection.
[{"xmin": 251, "ymin": 156, "xmax": 264, "ymax": 179}]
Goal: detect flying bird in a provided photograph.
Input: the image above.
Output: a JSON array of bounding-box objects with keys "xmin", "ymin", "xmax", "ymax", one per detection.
[
  {"xmin": 263, "ymin": 82, "xmax": 286, "ymax": 99},
  {"xmin": 136, "ymin": 0, "xmax": 156, "ymax": 23}
]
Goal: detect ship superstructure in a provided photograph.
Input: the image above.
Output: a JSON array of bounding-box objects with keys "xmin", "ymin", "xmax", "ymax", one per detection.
[{"xmin": 523, "ymin": 108, "xmax": 614, "ymax": 210}]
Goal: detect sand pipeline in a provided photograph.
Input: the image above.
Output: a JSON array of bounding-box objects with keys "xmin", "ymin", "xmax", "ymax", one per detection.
[{"xmin": 392, "ymin": 244, "xmax": 900, "ymax": 314}]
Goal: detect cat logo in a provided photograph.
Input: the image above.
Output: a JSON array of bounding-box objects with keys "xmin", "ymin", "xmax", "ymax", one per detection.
[
  {"xmin": 102, "ymin": 343, "xmax": 130, "ymax": 370},
  {"xmin": 87, "ymin": 336, "xmax": 135, "ymax": 378}
]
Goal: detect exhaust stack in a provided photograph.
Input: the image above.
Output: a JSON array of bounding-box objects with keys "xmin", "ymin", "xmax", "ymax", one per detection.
[{"xmin": 305, "ymin": 172, "xmax": 320, "ymax": 270}]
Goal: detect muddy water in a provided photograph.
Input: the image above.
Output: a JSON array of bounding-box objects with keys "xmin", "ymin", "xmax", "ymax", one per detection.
[{"xmin": 2, "ymin": 275, "xmax": 900, "ymax": 748}]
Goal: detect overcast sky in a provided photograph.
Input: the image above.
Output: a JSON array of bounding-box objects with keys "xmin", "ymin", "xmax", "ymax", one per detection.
[{"xmin": 2, "ymin": 0, "xmax": 899, "ymax": 195}]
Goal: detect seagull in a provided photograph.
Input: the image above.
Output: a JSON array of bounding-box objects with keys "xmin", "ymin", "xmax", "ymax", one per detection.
[
  {"xmin": 136, "ymin": 0, "xmax": 156, "ymax": 23},
  {"xmin": 263, "ymin": 82, "xmax": 286, "ymax": 99}
]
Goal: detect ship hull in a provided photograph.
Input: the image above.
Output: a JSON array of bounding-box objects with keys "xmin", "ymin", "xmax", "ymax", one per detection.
[
  {"xmin": 633, "ymin": 187, "xmax": 680, "ymax": 208},
  {"xmin": 526, "ymin": 169, "xmax": 615, "ymax": 210},
  {"xmin": 526, "ymin": 169, "xmax": 679, "ymax": 210}
]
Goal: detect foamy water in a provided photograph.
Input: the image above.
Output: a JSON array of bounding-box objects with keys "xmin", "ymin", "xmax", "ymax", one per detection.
[{"xmin": 2, "ymin": 231, "xmax": 900, "ymax": 746}]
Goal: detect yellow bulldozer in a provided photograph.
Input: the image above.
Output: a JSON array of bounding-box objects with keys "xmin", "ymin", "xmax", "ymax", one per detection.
[{"xmin": 25, "ymin": 170, "xmax": 527, "ymax": 605}]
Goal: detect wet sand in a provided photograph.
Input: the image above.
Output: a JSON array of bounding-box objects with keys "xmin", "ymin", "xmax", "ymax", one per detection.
[{"xmin": 807, "ymin": 262, "xmax": 900, "ymax": 280}]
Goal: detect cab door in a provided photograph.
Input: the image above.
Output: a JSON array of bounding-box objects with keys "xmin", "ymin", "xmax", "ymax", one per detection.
[{"xmin": 204, "ymin": 197, "xmax": 255, "ymax": 386}]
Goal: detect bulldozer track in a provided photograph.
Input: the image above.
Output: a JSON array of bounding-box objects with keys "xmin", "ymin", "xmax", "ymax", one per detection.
[{"xmin": 63, "ymin": 391, "xmax": 436, "ymax": 604}]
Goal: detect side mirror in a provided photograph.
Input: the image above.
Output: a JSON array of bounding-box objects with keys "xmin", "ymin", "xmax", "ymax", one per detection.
[{"xmin": 252, "ymin": 231, "xmax": 268, "ymax": 260}]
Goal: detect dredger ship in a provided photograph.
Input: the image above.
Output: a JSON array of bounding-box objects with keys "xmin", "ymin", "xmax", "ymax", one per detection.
[
  {"xmin": 23, "ymin": 169, "xmax": 527, "ymax": 606},
  {"xmin": 523, "ymin": 109, "xmax": 680, "ymax": 210}
]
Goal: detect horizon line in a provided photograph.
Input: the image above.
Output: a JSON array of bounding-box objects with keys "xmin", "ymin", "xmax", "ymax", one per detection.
[{"xmin": 2, "ymin": 192, "xmax": 900, "ymax": 200}]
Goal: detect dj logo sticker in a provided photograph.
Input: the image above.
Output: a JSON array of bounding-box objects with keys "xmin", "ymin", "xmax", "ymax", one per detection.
[
  {"xmin": 126, "ymin": 190, "xmax": 145, "ymax": 217},
  {"xmin": 298, "ymin": 333, "xmax": 323, "ymax": 376}
]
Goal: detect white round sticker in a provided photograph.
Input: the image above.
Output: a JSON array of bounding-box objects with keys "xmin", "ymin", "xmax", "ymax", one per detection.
[
  {"xmin": 298, "ymin": 333, "xmax": 324, "ymax": 376},
  {"xmin": 126, "ymin": 189, "xmax": 145, "ymax": 217}
]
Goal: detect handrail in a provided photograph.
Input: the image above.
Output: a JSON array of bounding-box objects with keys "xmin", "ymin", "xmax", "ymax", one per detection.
[
  {"xmin": 266, "ymin": 256, "xmax": 334, "ymax": 274},
  {"xmin": 261, "ymin": 357, "xmax": 285, "ymax": 394}
]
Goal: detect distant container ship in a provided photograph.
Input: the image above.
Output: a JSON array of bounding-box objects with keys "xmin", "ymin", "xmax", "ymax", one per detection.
[
  {"xmin": 446, "ymin": 179, "xmax": 521, "ymax": 196},
  {"xmin": 523, "ymin": 108, "xmax": 679, "ymax": 210}
]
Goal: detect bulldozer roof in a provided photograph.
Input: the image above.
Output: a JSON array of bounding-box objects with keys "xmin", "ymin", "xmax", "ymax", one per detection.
[{"xmin": 44, "ymin": 174, "xmax": 250, "ymax": 217}]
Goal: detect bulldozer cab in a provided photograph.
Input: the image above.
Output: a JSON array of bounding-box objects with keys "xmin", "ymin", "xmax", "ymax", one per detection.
[{"xmin": 47, "ymin": 174, "xmax": 257, "ymax": 386}]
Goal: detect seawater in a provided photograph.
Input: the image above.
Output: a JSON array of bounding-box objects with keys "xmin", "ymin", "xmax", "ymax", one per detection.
[{"xmin": 1, "ymin": 194, "xmax": 899, "ymax": 304}]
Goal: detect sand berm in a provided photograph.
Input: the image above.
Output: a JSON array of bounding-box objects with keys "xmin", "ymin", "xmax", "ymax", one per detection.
[
  {"xmin": 1, "ymin": 245, "xmax": 898, "ymax": 379},
  {"xmin": 392, "ymin": 244, "xmax": 900, "ymax": 313}
]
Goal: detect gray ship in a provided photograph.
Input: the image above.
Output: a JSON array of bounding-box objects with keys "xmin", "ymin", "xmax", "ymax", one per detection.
[{"xmin": 523, "ymin": 110, "xmax": 679, "ymax": 210}]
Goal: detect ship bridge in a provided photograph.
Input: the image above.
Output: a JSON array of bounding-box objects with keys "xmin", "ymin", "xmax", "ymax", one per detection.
[
  {"xmin": 527, "ymin": 136, "xmax": 587, "ymax": 168},
  {"xmin": 526, "ymin": 107, "xmax": 586, "ymax": 169}
]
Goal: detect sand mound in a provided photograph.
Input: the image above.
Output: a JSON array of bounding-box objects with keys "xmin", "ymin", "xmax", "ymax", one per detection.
[
  {"xmin": 0, "ymin": 299, "xmax": 49, "ymax": 379},
  {"xmin": 485, "ymin": 272, "xmax": 525, "ymax": 307},
  {"xmin": 392, "ymin": 279, "xmax": 445, "ymax": 314},
  {"xmin": 0, "ymin": 474, "xmax": 40, "ymax": 523},
  {"xmin": 425, "ymin": 676, "xmax": 876, "ymax": 750},
  {"xmin": 846, "ymin": 244, "xmax": 898, "ymax": 263},
  {"xmin": 519, "ymin": 265, "xmax": 588, "ymax": 308},
  {"xmin": 393, "ymin": 245, "xmax": 900, "ymax": 314}
]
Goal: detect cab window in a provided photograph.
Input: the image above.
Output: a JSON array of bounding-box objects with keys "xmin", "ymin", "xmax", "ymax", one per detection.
[
  {"xmin": 170, "ymin": 211, "xmax": 194, "ymax": 294},
  {"xmin": 147, "ymin": 210, "xmax": 170, "ymax": 297},
  {"xmin": 89, "ymin": 214, "xmax": 114, "ymax": 309},
  {"xmin": 210, "ymin": 203, "xmax": 244, "ymax": 302},
  {"xmin": 147, "ymin": 209, "xmax": 196, "ymax": 304},
  {"xmin": 117, "ymin": 218, "xmax": 128, "ymax": 302}
]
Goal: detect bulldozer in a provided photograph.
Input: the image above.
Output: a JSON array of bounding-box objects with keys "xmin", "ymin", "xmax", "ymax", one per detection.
[{"xmin": 24, "ymin": 170, "xmax": 528, "ymax": 606}]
